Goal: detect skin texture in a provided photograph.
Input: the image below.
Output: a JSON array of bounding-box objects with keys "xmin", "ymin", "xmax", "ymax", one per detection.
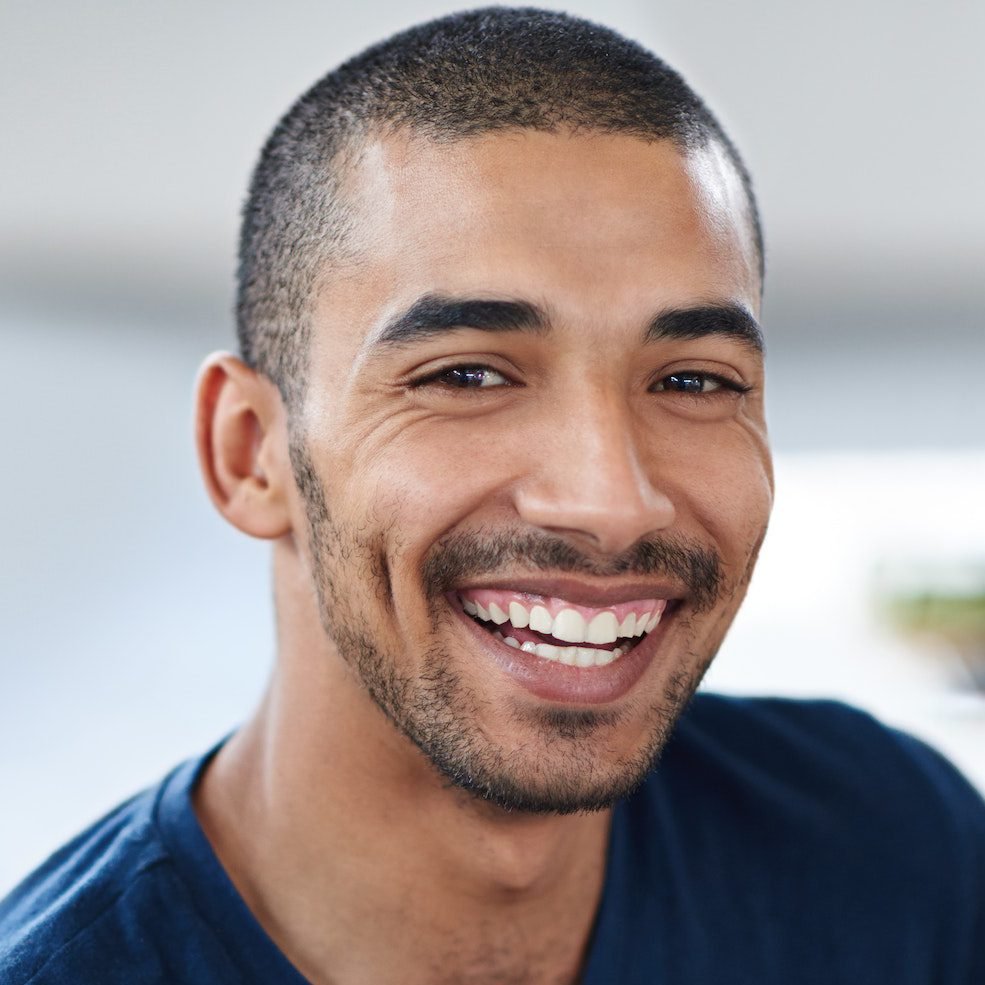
[{"xmin": 193, "ymin": 130, "xmax": 772, "ymax": 985}]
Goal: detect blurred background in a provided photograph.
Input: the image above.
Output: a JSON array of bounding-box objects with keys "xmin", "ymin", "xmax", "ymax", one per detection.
[{"xmin": 2, "ymin": 0, "xmax": 983, "ymax": 894}]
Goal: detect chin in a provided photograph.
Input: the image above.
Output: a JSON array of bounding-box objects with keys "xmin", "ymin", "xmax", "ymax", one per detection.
[{"xmin": 397, "ymin": 640, "xmax": 712, "ymax": 815}]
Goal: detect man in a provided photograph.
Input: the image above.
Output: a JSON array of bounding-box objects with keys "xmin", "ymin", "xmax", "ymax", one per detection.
[{"xmin": 2, "ymin": 8, "xmax": 983, "ymax": 984}]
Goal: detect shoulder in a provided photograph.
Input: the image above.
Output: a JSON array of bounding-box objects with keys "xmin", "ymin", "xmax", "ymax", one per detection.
[
  {"xmin": 673, "ymin": 692, "xmax": 985, "ymax": 833},
  {"xmin": 0, "ymin": 765, "xmax": 201, "ymax": 985},
  {"xmin": 657, "ymin": 693, "xmax": 985, "ymax": 915},
  {"xmin": 620, "ymin": 694, "xmax": 985, "ymax": 980}
]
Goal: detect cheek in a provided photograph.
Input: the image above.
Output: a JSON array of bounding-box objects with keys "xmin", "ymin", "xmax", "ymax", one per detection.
[
  {"xmin": 337, "ymin": 437, "xmax": 510, "ymax": 643},
  {"xmin": 348, "ymin": 420, "xmax": 518, "ymax": 564},
  {"xmin": 666, "ymin": 429, "xmax": 773, "ymax": 559}
]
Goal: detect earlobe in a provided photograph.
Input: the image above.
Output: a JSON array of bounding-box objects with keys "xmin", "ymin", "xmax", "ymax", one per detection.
[{"xmin": 194, "ymin": 352, "xmax": 292, "ymax": 540}]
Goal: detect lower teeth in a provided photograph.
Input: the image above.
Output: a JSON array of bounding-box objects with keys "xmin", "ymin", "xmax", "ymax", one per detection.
[{"xmin": 492, "ymin": 631, "xmax": 625, "ymax": 667}]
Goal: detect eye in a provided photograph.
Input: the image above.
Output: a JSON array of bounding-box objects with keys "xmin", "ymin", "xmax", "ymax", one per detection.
[
  {"xmin": 412, "ymin": 364, "xmax": 511, "ymax": 390},
  {"xmin": 651, "ymin": 371, "xmax": 749, "ymax": 395}
]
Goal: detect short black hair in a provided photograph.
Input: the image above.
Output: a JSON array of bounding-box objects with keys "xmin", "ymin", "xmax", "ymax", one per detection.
[{"xmin": 237, "ymin": 6, "xmax": 764, "ymax": 408}]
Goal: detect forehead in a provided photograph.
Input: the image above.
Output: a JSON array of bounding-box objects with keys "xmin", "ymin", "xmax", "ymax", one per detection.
[{"xmin": 316, "ymin": 129, "xmax": 760, "ymax": 356}]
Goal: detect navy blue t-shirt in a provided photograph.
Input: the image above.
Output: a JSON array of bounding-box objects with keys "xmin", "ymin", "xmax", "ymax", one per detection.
[{"xmin": 2, "ymin": 695, "xmax": 984, "ymax": 984}]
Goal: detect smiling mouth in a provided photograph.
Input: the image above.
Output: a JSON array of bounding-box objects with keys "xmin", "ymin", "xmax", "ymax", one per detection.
[{"xmin": 453, "ymin": 588, "xmax": 672, "ymax": 668}]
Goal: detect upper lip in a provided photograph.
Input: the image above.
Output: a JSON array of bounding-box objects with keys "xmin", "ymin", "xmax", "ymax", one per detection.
[{"xmin": 450, "ymin": 575, "xmax": 687, "ymax": 608}]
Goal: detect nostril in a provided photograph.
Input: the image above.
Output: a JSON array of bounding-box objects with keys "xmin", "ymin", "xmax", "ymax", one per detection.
[{"xmin": 514, "ymin": 483, "xmax": 675, "ymax": 558}]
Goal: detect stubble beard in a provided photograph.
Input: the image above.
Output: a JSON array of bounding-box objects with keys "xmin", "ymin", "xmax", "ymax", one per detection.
[{"xmin": 290, "ymin": 439, "xmax": 727, "ymax": 815}]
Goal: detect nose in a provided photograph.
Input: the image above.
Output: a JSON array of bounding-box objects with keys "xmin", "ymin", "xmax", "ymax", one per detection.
[{"xmin": 512, "ymin": 387, "xmax": 676, "ymax": 556}]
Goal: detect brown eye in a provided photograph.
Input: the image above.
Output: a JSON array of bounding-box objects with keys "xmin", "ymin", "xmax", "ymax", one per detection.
[
  {"xmin": 651, "ymin": 372, "xmax": 748, "ymax": 395},
  {"xmin": 417, "ymin": 365, "xmax": 510, "ymax": 389}
]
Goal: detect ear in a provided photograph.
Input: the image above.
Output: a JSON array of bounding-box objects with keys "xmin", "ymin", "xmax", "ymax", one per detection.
[{"xmin": 194, "ymin": 352, "xmax": 292, "ymax": 539}]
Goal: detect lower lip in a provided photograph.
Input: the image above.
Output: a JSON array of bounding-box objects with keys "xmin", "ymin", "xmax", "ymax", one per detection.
[{"xmin": 448, "ymin": 598, "xmax": 674, "ymax": 705}]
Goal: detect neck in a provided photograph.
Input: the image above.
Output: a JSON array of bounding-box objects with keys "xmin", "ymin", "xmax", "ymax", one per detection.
[{"xmin": 194, "ymin": 544, "xmax": 611, "ymax": 985}]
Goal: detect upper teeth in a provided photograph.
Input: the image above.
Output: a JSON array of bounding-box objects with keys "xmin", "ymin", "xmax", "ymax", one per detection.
[{"xmin": 462, "ymin": 596, "xmax": 661, "ymax": 643}]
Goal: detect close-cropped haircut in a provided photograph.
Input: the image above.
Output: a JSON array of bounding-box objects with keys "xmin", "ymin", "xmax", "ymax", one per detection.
[{"xmin": 237, "ymin": 6, "xmax": 764, "ymax": 410}]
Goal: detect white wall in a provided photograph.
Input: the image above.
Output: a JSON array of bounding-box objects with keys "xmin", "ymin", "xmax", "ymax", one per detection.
[{"xmin": 3, "ymin": 0, "xmax": 983, "ymax": 279}]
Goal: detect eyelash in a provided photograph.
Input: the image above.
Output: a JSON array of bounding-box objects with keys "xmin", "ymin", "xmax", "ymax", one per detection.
[
  {"xmin": 410, "ymin": 364, "xmax": 751, "ymax": 397},
  {"xmin": 409, "ymin": 364, "xmax": 513, "ymax": 391},
  {"xmin": 650, "ymin": 372, "xmax": 753, "ymax": 396}
]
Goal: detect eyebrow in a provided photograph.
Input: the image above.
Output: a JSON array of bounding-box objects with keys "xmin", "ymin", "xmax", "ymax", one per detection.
[
  {"xmin": 373, "ymin": 294, "xmax": 549, "ymax": 348},
  {"xmin": 645, "ymin": 303, "xmax": 764, "ymax": 353},
  {"xmin": 371, "ymin": 293, "xmax": 763, "ymax": 353}
]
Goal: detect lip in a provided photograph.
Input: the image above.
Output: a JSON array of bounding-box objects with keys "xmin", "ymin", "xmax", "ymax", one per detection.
[
  {"xmin": 450, "ymin": 575, "xmax": 687, "ymax": 609},
  {"xmin": 447, "ymin": 592, "xmax": 679, "ymax": 705}
]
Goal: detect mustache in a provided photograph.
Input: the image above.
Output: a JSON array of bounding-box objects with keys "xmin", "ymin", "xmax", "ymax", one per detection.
[{"xmin": 421, "ymin": 529, "xmax": 723, "ymax": 612}]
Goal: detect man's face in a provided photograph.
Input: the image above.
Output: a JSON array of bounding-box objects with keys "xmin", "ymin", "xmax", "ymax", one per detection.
[{"xmin": 289, "ymin": 130, "xmax": 771, "ymax": 813}]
